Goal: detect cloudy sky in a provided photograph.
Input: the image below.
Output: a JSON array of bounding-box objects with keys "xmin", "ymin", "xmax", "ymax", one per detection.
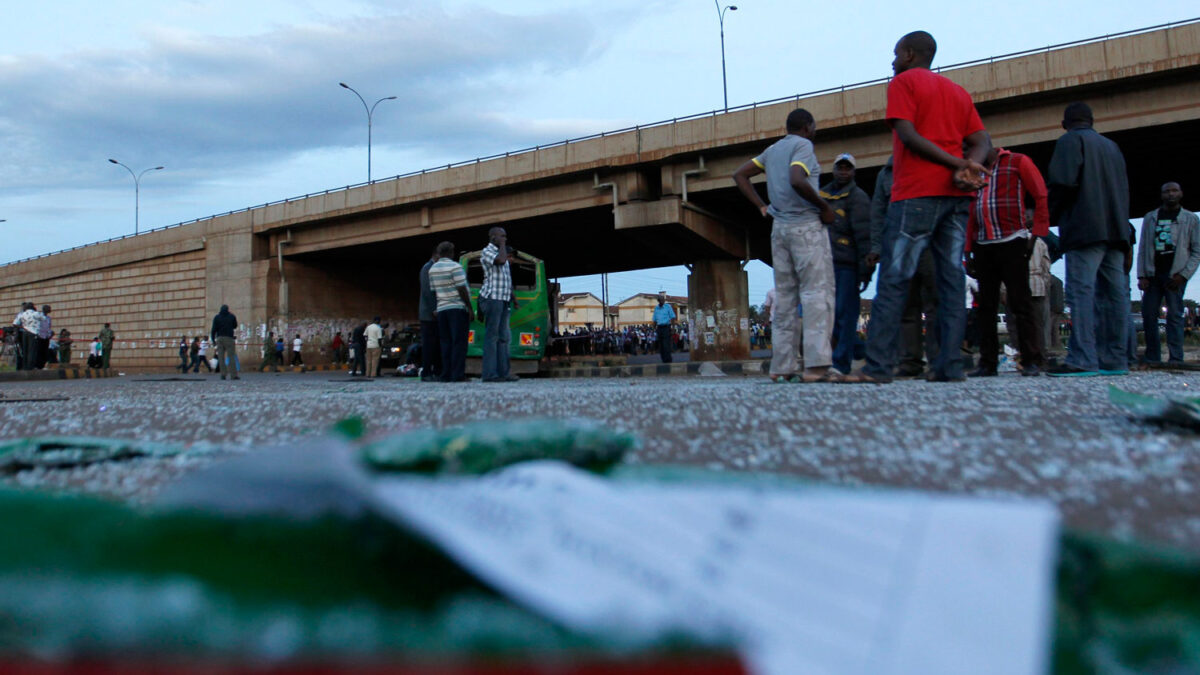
[{"xmin": 1, "ymin": 1, "xmax": 1195, "ymax": 303}]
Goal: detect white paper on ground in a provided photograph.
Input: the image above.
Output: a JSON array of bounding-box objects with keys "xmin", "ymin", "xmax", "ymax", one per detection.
[{"xmin": 369, "ymin": 461, "xmax": 1059, "ymax": 675}]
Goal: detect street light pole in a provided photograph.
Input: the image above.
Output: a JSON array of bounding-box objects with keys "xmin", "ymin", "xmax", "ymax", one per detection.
[
  {"xmin": 108, "ymin": 159, "xmax": 163, "ymax": 235},
  {"xmin": 715, "ymin": 1, "xmax": 738, "ymax": 111},
  {"xmin": 339, "ymin": 83, "xmax": 397, "ymax": 183}
]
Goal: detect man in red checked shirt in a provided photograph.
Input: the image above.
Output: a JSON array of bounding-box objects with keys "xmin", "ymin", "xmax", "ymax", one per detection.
[
  {"xmin": 847, "ymin": 30, "xmax": 991, "ymax": 384},
  {"xmin": 964, "ymin": 147, "xmax": 1050, "ymax": 377}
]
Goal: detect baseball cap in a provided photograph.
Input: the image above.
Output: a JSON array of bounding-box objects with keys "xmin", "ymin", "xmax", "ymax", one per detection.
[{"xmin": 834, "ymin": 153, "xmax": 856, "ymax": 168}]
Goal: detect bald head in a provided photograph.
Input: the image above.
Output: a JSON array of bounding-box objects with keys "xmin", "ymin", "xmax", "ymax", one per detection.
[
  {"xmin": 892, "ymin": 31, "xmax": 937, "ymax": 74},
  {"xmin": 900, "ymin": 31, "xmax": 936, "ymax": 59}
]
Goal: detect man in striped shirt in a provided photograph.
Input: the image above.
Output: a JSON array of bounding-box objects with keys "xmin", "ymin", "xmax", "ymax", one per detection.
[
  {"xmin": 429, "ymin": 241, "xmax": 475, "ymax": 383},
  {"xmin": 479, "ymin": 227, "xmax": 520, "ymax": 383},
  {"xmin": 965, "ymin": 147, "xmax": 1049, "ymax": 376}
]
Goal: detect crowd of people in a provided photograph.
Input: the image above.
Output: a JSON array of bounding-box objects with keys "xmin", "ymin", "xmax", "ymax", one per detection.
[
  {"xmin": 733, "ymin": 29, "xmax": 1197, "ymax": 383},
  {"xmin": 10, "ymin": 30, "xmax": 1194, "ymax": 383},
  {"xmin": 7, "ymin": 302, "xmax": 115, "ymax": 371},
  {"xmin": 550, "ymin": 322, "xmax": 690, "ymax": 358}
]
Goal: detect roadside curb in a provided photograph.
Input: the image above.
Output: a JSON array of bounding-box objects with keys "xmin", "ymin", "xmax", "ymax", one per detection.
[
  {"xmin": 0, "ymin": 367, "xmax": 117, "ymax": 382},
  {"xmin": 549, "ymin": 359, "xmax": 769, "ymax": 378}
]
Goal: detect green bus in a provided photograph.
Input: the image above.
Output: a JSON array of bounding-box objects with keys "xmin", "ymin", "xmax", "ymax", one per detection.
[{"xmin": 460, "ymin": 250, "xmax": 550, "ymax": 375}]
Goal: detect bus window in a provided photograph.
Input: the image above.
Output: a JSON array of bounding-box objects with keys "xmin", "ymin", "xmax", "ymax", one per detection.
[
  {"xmin": 465, "ymin": 260, "xmax": 485, "ymax": 288},
  {"xmin": 465, "ymin": 257, "xmax": 537, "ymax": 290},
  {"xmin": 511, "ymin": 260, "xmax": 537, "ymax": 291}
]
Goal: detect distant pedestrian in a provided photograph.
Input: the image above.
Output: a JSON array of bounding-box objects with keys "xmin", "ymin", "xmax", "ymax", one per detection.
[
  {"xmin": 210, "ymin": 304, "xmax": 240, "ymax": 381},
  {"xmin": 653, "ymin": 292, "xmax": 676, "ymax": 363},
  {"xmin": 479, "ymin": 227, "xmax": 520, "ymax": 382},
  {"xmin": 330, "ymin": 331, "xmax": 346, "ymax": 366},
  {"xmin": 365, "ymin": 317, "xmax": 383, "ymax": 380},
  {"xmin": 88, "ymin": 337, "xmax": 102, "ymax": 368},
  {"xmin": 964, "ymin": 146, "xmax": 1050, "ymax": 377},
  {"xmin": 1045, "ymin": 102, "xmax": 1133, "ymax": 377},
  {"xmin": 98, "ymin": 323, "xmax": 115, "ymax": 369},
  {"xmin": 259, "ymin": 331, "xmax": 280, "ymax": 372},
  {"xmin": 847, "ymin": 30, "xmax": 991, "ymax": 384},
  {"xmin": 291, "ymin": 334, "xmax": 303, "ymax": 366},
  {"xmin": 418, "ymin": 246, "xmax": 443, "ymax": 382},
  {"xmin": 429, "ymin": 241, "xmax": 475, "ymax": 382},
  {"xmin": 275, "ymin": 336, "xmax": 285, "ymax": 367},
  {"xmin": 196, "ymin": 337, "xmax": 212, "ymax": 372},
  {"xmin": 733, "ymin": 108, "xmax": 839, "ymax": 383},
  {"xmin": 1138, "ymin": 181, "xmax": 1199, "ymax": 366},
  {"xmin": 35, "ymin": 305, "xmax": 52, "ymax": 369},
  {"xmin": 12, "ymin": 302, "xmax": 39, "ymax": 370},
  {"xmin": 177, "ymin": 335, "xmax": 190, "ymax": 372},
  {"xmin": 188, "ymin": 337, "xmax": 204, "ymax": 372},
  {"xmin": 57, "ymin": 328, "xmax": 73, "ymax": 365},
  {"xmin": 350, "ymin": 323, "xmax": 367, "ymax": 375}
]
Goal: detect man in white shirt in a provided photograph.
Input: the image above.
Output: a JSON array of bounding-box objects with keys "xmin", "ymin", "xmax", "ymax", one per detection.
[
  {"xmin": 291, "ymin": 334, "xmax": 303, "ymax": 366},
  {"xmin": 365, "ymin": 317, "xmax": 384, "ymax": 380},
  {"xmin": 12, "ymin": 302, "xmax": 41, "ymax": 371}
]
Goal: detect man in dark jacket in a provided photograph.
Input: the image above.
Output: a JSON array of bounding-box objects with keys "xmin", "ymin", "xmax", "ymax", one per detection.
[
  {"xmin": 350, "ymin": 323, "xmax": 368, "ymax": 376},
  {"xmin": 1045, "ymin": 102, "xmax": 1132, "ymax": 376},
  {"xmin": 821, "ymin": 153, "xmax": 872, "ymax": 374},
  {"xmin": 210, "ymin": 304, "xmax": 240, "ymax": 381}
]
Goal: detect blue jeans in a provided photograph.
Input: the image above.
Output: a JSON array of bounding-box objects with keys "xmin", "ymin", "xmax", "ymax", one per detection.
[
  {"xmin": 864, "ymin": 197, "xmax": 970, "ymax": 379},
  {"xmin": 480, "ymin": 297, "xmax": 511, "ymax": 380},
  {"xmin": 1064, "ymin": 243, "xmax": 1130, "ymax": 371},
  {"xmin": 832, "ymin": 265, "xmax": 860, "ymax": 373},
  {"xmin": 1142, "ymin": 270, "xmax": 1186, "ymax": 363}
]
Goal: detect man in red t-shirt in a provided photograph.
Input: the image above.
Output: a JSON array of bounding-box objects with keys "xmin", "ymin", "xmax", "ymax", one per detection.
[{"xmin": 848, "ymin": 30, "xmax": 991, "ymax": 384}]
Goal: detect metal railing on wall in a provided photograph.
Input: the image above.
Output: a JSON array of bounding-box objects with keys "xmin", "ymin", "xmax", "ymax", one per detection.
[{"xmin": 4, "ymin": 16, "xmax": 1196, "ymax": 269}]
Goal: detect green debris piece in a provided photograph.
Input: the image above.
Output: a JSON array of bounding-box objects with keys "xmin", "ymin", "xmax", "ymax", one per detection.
[
  {"xmin": 1109, "ymin": 386, "xmax": 1200, "ymax": 430},
  {"xmin": 332, "ymin": 415, "xmax": 367, "ymax": 440},
  {"xmin": 0, "ymin": 436, "xmax": 184, "ymax": 473},
  {"xmin": 0, "ymin": 487, "xmax": 594, "ymax": 661},
  {"xmin": 1053, "ymin": 531, "xmax": 1200, "ymax": 673},
  {"xmin": 360, "ymin": 418, "xmax": 637, "ymax": 475}
]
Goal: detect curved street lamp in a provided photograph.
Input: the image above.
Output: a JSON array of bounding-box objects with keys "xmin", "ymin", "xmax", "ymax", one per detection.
[
  {"xmin": 715, "ymin": 1, "xmax": 738, "ymax": 111},
  {"xmin": 108, "ymin": 159, "xmax": 163, "ymax": 235},
  {"xmin": 339, "ymin": 82, "xmax": 397, "ymax": 183}
]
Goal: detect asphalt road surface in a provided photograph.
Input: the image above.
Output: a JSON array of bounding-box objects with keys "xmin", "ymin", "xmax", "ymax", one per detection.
[{"xmin": 2, "ymin": 370, "xmax": 1198, "ymax": 553}]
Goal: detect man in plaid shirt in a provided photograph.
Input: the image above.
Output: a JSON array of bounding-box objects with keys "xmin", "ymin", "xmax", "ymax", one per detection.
[
  {"xmin": 965, "ymin": 147, "xmax": 1049, "ymax": 376},
  {"xmin": 480, "ymin": 227, "xmax": 520, "ymax": 382}
]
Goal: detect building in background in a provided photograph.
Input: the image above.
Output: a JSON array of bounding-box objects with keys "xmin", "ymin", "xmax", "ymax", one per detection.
[
  {"xmin": 557, "ymin": 292, "xmax": 606, "ymax": 330},
  {"xmin": 614, "ymin": 293, "xmax": 689, "ymax": 327}
]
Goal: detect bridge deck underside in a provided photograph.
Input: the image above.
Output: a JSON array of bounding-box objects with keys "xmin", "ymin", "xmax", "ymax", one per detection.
[{"xmin": 289, "ymin": 117, "xmax": 1199, "ymax": 285}]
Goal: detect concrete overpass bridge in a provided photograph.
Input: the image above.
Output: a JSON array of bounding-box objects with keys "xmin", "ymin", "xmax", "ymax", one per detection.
[{"xmin": 4, "ymin": 20, "xmax": 1199, "ymax": 369}]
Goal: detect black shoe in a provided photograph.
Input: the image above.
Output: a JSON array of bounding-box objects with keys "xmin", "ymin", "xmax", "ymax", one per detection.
[
  {"xmin": 503, "ymin": 375, "xmax": 520, "ymax": 382},
  {"xmin": 895, "ymin": 365, "xmax": 924, "ymax": 378},
  {"xmin": 1045, "ymin": 363, "xmax": 1099, "ymax": 377},
  {"xmin": 1020, "ymin": 364, "xmax": 1042, "ymax": 377},
  {"xmin": 926, "ymin": 371, "xmax": 967, "ymax": 383},
  {"xmin": 968, "ymin": 366, "xmax": 997, "ymax": 378}
]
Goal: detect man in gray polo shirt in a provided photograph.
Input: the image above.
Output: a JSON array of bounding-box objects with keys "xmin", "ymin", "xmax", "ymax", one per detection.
[{"xmin": 733, "ymin": 108, "xmax": 838, "ymax": 382}]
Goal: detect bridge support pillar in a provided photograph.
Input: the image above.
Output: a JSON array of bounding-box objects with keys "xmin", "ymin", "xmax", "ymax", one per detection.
[{"xmin": 686, "ymin": 260, "xmax": 750, "ymax": 362}]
